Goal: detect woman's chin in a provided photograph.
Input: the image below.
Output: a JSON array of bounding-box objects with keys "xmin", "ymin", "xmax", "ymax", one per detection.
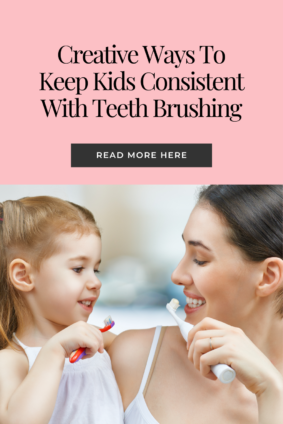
[{"xmin": 184, "ymin": 302, "xmax": 207, "ymax": 324}]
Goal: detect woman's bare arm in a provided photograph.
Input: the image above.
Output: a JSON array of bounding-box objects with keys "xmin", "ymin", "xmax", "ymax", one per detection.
[
  {"xmin": 256, "ymin": 372, "xmax": 283, "ymax": 424},
  {"xmin": 102, "ymin": 331, "xmax": 116, "ymax": 351},
  {"xmin": 108, "ymin": 328, "xmax": 154, "ymax": 410}
]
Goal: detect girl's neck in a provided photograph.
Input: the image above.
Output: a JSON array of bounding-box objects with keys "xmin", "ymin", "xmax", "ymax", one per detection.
[{"xmin": 17, "ymin": 311, "xmax": 68, "ymax": 347}]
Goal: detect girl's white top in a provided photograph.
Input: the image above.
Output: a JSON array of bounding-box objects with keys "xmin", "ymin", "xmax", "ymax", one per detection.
[{"xmin": 14, "ymin": 335, "xmax": 124, "ymax": 424}]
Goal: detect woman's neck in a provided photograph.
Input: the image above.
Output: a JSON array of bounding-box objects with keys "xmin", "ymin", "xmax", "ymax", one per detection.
[{"xmin": 237, "ymin": 304, "xmax": 283, "ymax": 369}]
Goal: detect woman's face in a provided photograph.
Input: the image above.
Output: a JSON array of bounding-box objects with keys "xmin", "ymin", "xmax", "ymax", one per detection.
[{"xmin": 171, "ymin": 205, "xmax": 261, "ymax": 326}]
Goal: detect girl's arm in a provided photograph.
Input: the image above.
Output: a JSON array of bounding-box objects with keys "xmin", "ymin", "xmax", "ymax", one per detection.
[
  {"xmin": 0, "ymin": 344, "xmax": 64, "ymax": 424},
  {"xmin": 187, "ymin": 317, "xmax": 283, "ymax": 424},
  {"xmin": 0, "ymin": 321, "xmax": 104, "ymax": 424}
]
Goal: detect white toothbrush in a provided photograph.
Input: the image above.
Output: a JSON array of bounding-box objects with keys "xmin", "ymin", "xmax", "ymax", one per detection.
[{"xmin": 166, "ymin": 299, "xmax": 236, "ymax": 384}]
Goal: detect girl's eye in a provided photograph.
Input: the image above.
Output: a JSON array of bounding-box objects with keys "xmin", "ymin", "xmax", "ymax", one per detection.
[
  {"xmin": 193, "ymin": 259, "xmax": 207, "ymax": 266},
  {"xmin": 73, "ymin": 267, "xmax": 83, "ymax": 274},
  {"xmin": 94, "ymin": 269, "xmax": 100, "ymax": 274}
]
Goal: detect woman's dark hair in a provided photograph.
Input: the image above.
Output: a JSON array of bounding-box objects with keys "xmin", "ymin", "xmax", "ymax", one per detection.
[{"xmin": 197, "ymin": 185, "xmax": 283, "ymax": 316}]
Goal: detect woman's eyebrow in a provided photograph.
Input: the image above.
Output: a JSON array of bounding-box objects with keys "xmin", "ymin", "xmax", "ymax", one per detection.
[
  {"xmin": 181, "ymin": 234, "xmax": 211, "ymax": 252},
  {"xmin": 188, "ymin": 241, "xmax": 212, "ymax": 251}
]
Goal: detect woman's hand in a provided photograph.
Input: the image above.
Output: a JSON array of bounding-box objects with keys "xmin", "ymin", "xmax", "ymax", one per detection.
[{"xmin": 187, "ymin": 317, "xmax": 283, "ymax": 397}]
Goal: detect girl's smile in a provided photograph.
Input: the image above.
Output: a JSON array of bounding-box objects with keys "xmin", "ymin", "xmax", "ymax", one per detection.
[{"xmin": 78, "ymin": 296, "xmax": 98, "ymax": 313}]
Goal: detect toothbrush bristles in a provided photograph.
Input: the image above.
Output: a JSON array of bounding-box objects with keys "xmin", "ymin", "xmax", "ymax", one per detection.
[
  {"xmin": 104, "ymin": 315, "xmax": 113, "ymax": 326},
  {"xmin": 169, "ymin": 298, "xmax": 180, "ymax": 311}
]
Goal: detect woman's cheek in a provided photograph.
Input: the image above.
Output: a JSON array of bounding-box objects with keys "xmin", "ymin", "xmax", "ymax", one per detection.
[{"xmin": 196, "ymin": 267, "xmax": 224, "ymax": 298}]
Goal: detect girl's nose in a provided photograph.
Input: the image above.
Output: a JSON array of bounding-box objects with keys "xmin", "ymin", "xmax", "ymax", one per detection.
[
  {"xmin": 86, "ymin": 274, "xmax": 102, "ymax": 291},
  {"xmin": 171, "ymin": 258, "xmax": 193, "ymax": 287}
]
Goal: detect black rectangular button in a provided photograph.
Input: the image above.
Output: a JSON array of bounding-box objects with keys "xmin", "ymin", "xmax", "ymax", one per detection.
[{"xmin": 71, "ymin": 144, "xmax": 212, "ymax": 167}]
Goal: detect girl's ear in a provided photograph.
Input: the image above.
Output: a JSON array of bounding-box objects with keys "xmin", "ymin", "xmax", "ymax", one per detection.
[
  {"xmin": 256, "ymin": 258, "xmax": 283, "ymax": 298},
  {"xmin": 9, "ymin": 259, "xmax": 35, "ymax": 292}
]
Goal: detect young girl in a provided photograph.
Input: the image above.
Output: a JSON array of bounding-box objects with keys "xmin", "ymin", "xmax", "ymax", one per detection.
[{"xmin": 0, "ymin": 196, "xmax": 124, "ymax": 424}]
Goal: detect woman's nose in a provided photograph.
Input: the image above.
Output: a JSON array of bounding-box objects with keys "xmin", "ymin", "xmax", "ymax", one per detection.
[{"xmin": 171, "ymin": 258, "xmax": 193, "ymax": 287}]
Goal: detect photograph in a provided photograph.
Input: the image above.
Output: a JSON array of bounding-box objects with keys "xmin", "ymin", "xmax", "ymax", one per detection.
[{"xmin": 0, "ymin": 185, "xmax": 282, "ymax": 424}]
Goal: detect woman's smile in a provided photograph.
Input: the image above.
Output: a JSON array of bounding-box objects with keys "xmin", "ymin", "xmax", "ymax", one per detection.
[{"xmin": 184, "ymin": 290, "xmax": 206, "ymax": 314}]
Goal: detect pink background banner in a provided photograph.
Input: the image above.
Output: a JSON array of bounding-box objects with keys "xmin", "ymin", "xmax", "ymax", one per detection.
[{"xmin": 1, "ymin": 0, "xmax": 282, "ymax": 184}]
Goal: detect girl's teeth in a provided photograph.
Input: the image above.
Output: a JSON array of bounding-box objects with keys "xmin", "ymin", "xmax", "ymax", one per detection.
[
  {"xmin": 81, "ymin": 301, "xmax": 91, "ymax": 306},
  {"xmin": 186, "ymin": 297, "xmax": 206, "ymax": 307}
]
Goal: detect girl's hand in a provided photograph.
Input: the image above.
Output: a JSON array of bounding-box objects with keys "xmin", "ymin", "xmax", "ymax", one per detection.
[
  {"xmin": 46, "ymin": 321, "xmax": 104, "ymax": 359},
  {"xmin": 187, "ymin": 317, "xmax": 283, "ymax": 397}
]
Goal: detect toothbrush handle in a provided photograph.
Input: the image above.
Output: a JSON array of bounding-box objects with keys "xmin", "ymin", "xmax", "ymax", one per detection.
[
  {"xmin": 166, "ymin": 306, "xmax": 236, "ymax": 383},
  {"xmin": 211, "ymin": 363, "xmax": 236, "ymax": 384},
  {"xmin": 69, "ymin": 347, "xmax": 86, "ymax": 363}
]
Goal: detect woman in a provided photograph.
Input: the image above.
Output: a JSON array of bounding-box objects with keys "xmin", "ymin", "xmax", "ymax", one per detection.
[{"xmin": 109, "ymin": 185, "xmax": 283, "ymax": 424}]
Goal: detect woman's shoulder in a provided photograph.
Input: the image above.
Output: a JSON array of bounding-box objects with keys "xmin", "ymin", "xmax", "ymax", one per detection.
[
  {"xmin": 108, "ymin": 326, "xmax": 179, "ymax": 368},
  {"xmin": 109, "ymin": 327, "xmax": 156, "ymax": 368},
  {"xmin": 108, "ymin": 328, "xmax": 156, "ymax": 409},
  {"xmin": 110, "ymin": 326, "xmax": 155, "ymax": 351}
]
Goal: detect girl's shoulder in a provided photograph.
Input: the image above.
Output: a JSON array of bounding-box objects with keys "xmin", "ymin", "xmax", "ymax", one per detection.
[
  {"xmin": 0, "ymin": 344, "xmax": 29, "ymax": 375},
  {"xmin": 0, "ymin": 345, "xmax": 29, "ymax": 414}
]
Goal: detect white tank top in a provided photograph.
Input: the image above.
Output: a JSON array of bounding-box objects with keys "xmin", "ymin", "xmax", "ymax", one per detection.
[
  {"xmin": 14, "ymin": 335, "xmax": 124, "ymax": 424},
  {"xmin": 125, "ymin": 326, "xmax": 166, "ymax": 424}
]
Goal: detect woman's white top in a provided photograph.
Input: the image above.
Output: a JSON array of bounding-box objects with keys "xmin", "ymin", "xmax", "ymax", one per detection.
[
  {"xmin": 14, "ymin": 335, "xmax": 124, "ymax": 424},
  {"xmin": 125, "ymin": 326, "xmax": 165, "ymax": 424}
]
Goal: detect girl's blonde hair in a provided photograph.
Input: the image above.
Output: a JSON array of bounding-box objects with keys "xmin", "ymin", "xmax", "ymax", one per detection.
[{"xmin": 0, "ymin": 196, "xmax": 100, "ymax": 350}]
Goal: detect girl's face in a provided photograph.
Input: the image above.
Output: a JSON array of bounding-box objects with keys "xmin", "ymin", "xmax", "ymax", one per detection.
[
  {"xmin": 30, "ymin": 232, "xmax": 102, "ymax": 327},
  {"xmin": 171, "ymin": 205, "xmax": 261, "ymax": 326}
]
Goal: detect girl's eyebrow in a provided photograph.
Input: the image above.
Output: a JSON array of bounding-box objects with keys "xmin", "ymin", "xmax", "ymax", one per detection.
[
  {"xmin": 181, "ymin": 234, "xmax": 212, "ymax": 252},
  {"xmin": 69, "ymin": 256, "xmax": 101, "ymax": 264}
]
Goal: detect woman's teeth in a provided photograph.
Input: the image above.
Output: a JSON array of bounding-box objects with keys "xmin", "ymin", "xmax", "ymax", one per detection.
[
  {"xmin": 80, "ymin": 300, "xmax": 91, "ymax": 306},
  {"xmin": 186, "ymin": 297, "xmax": 206, "ymax": 308}
]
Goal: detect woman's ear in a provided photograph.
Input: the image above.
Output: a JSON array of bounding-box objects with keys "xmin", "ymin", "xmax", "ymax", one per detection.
[
  {"xmin": 256, "ymin": 258, "xmax": 283, "ymax": 298},
  {"xmin": 9, "ymin": 259, "xmax": 34, "ymax": 292}
]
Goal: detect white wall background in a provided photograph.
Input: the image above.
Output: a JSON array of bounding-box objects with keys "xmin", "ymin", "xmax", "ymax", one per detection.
[
  {"xmin": 0, "ymin": 185, "xmax": 200, "ymax": 268},
  {"xmin": 0, "ymin": 185, "xmax": 202, "ymax": 331}
]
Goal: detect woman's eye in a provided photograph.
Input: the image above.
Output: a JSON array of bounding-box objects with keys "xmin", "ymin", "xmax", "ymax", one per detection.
[
  {"xmin": 73, "ymin": 267, "xmax": 83, "ymax": 274},
  {"xmin": 94, "ymin": 269, "xmax": 100, "ymax": 274},
  {"xmin": 193, "ymin": 259, "xmax": 207, "ymax": 266}
]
